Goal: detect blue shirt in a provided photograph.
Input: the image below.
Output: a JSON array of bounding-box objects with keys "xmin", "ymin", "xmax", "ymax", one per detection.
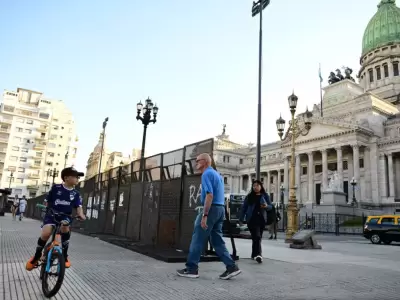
[
  {"xmin": 201, "ymin": 166, "xmax": 225, "ymax": 206},
  {"xmin": 45, "ymin": 184, "xmax": 82, "ymax": 215}
]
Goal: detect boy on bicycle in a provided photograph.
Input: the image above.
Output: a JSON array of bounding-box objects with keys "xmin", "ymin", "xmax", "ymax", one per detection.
[{"xmin": 26, "ymin": 167, "xmax": 86, "ymax": 271}]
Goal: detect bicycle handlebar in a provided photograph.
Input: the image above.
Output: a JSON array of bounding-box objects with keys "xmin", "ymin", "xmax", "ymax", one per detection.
[{"xmin": 36, "ymin": 203, "xmax": 81, "ymax": 220}]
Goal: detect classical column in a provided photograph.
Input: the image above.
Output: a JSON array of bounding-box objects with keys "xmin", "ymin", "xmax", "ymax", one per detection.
[
  {"xmin": 307, "ymin": 152, "xmax": 314, "ymax": 204},
  {"xmin": 239, "ymin": 175, "xmax": 243, "ymax": 193},
  {"xmin": 277, "ymin": 169, "xmax": 281, "ymax": 203},
  {"xmin": 295, "ymin": 155, "xmax": 301, "ymax": 203},
  {"xmin": 336, "ymin": 146, "xmax": 343, "ymax": 192},
  {"xmin": 364, "ymin": 147, "xmax": 372, "ymax": 201},
  {"xmin": 267, "ymin": 171, "xmax": 272, "ymax": 195},
  {"xmin": 378, "ymin": 153, "xmax": 388, "ymax": 197},
  {"xmin": 369, "ymin": 143, "xmax": 380, "ymax": 202},
  {"xmin": 284, "ymin": 156, "xmax": 289, "ymax": 204},
  {"xmin": 229, "ymin": 175, "xmax": 233, "ymax": 194},
  {"xmin": 352, "ymin": 144, "xmax": 360, "ymax": 202},
  {"xmin": 387, "ymin": 152, "xmax": 395, "ymax": 197},
  {"xmin": 248, "ymin": 173, "xmax": 252, "ymax": 191},
  {"xmin": 321, "ymin": 149, "xmax": 328, "ymax": 192}
]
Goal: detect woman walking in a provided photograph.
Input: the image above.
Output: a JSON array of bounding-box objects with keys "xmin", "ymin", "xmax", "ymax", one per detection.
[{"xmin": 239, "ymin": 180, "xmax": 272, "ymax": 263}]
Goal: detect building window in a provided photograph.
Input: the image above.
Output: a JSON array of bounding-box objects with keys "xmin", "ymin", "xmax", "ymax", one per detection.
[
  {"xmin": 315, "ymin": 165, "xmax": 322, "ymax": 173},
  {"xmin": 368, "ymin": 68, "xmax": 374, "ymax": 82},
  {"xmin": 48, "ymin": 152, "xmax": 55, "ymax": 157},
  {"xmin": 11, "ymin": 146, "xmax": 19, "ymax": 151},
  {"xmin": 8, "ymin": 166, "xmax": 16, "ymax": 172},
  {"xmin": 376, "ymin": 66, "xmax": 382, "ymax": 80},
  {"xmin": 328, "ymin": 162, "xmax": 337, "ymax": 171},
  {"xmin": 393, "ymin": 62, "xmax": 399, "ymax": 76},
  {"xmin": 343, "ymin": 161, "xmax": 348, "ymax": 170},
  {"xmin": 39, "ymin": 113, "xmax": 50, "ymax": 119},
  {"xmin": 359, "ymin": 158, "xmax": 364, "ymax": 169},
  {"xmin": 239, "ymin": 158, "xmax": 243, "ymax": 164},
  {"xmin": 17, "ymin": 178, "xmax": 24, "ymax": 184},
  {"xmin": 383, "ymin": 64, "xmax": 389, "ymax": 77},
  {"xmin": 21, "ymin": 148, "xmax": 28, "ymax": 153},
  {"xmin": 270, "ymin": 176, "xmax": 274, "ymax": 184},
  {"xmin": 48, "ymin": 143, "xmax": 56, "ymax": 148},
  {"xmin": 24, "ymin": 129, "xmax": 32, "ymax": 134},
  {"xmin": 16, "ymin": 127, "xmax": 23, "ymax": 132},
  {"xmin": 36, "ymin": 152, "xmax": 42, "ymax": 157},
  {"xmin": 52, "ymin": 125, "xmax": 59, "ymax": 130},
  {"xmin": 16, "ymin": 118, "xmax": 24, "ymax": 123},
  {"xmin": 46, "ymin": 162, "xmax": 53, "ymax": 166},
  {"xmin": 223, "ymin": 156, "xmax": 230, "ymax": 163},
  {"xmin": 302, "ymin": 166, "xmax": 308, "ymax": 175},
  {"xmin": 10, "ymin": 156, "xmax": 18, "ymax": 161},
  {"xmin": 13, "ymin": 137, "xmax": 21, "ymax": 142},
  {"xmin": 19, "ymin": 157, "xmax": 27, "ymax": 162},
  {"xmin": 224, "ymin": 177, "xmax": 228, "ymax": 184},
  {"xmin": 50, "ymin": 134, "xmax": 57, "ymax": 140},
  {"xmin": 280, "ymin": 174, "xmax": 284, "ymax": 183},
  {"xmin": 18, "ymin": 167, "xmax": 25, "ymax": 173},
  {"xmin": 26, "ymin": 119, "xmax": 33, "ymax": 125},
  {"xmin": 34, "ymin": 160, "xmax": 41, "ymax": 165}
]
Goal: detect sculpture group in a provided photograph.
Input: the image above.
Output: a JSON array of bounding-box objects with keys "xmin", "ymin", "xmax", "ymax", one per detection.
[
  {"xmin": 326, "ymin": 171, "xmax": 342, "ymax": 192},
  {"xmin": 328, "ymin": 67, "xmax": 355, "ymax": 85}
]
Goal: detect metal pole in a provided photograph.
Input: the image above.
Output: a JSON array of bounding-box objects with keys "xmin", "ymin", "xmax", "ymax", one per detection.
[
  {"xmin": 97, "ymin": 128, "xmax": 106, "ymax": 185},
  {"xmin": 139, "ymin": 124, "xmax": 148, "ymax": 182},
  {"xmin": 64, "ymin": 152, "xmax": 68, "ymax": 168},
  {"xmin": 255, "ymin": 2, "xmax": 263, "ymax": 180},
  {"xmin": 9, "ymin": 172, "xmax": 13, "ymax": 189}
]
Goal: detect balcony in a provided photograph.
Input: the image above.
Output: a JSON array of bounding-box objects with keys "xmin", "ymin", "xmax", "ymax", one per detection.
[
  {"xmin": 0, "ymin": 148, "xmax": 6, "ymax": 153},
  {"xmin": 0, "ymin": 118, "xmax": 12, "ymax": 124},
  {"xmin": 0, "ymin": 128, "xmax": 10, "ymax": 133},
  {"xmin": 31, "ymin": 163, "xmax": 42, "ymax": 169},
  {"xmin": 37, "ymin": 125, "xmax": 48, "ymax": 133},
  {"xmin": 27, "ymin": 185, "xmax": 39, "ymax": 190},
  {"xmin": 0, "ymin": 137, "xmax": 8, "ymax": 144},
  {"xmin": 33, "ymin": 142, "xmax": 46, "ymax": 150},
  {"xmin": 28, "ymin": 173, "xmax": 40, "ymax": 179}
]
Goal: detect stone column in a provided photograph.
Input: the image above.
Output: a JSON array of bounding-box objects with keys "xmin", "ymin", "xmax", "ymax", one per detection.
[
  {"xmin": 267, "ymin": 171, "xmax": 272, "ymax": 195},
  {"xmin": 369, "ymin": 143, "xmax": 380, "ymax": 202},
  {"xmin": 336, "ymin": 146, "xmax": 343, "ymax": 191},
  {"xmin": 321, "ymin": 149, "xmax": 328, "ymax": 192},
  {"xmin": 307, "ymin": 152, "xmax": 314, "ymax": 204},
  {"xmin": 364, "ymin": 147, "xmax": 372, "ymax": 201},
  {"xmin": 229, "ymin": 176, "xmax": 234, "ymax": 194},
  {"xmin": 284, "ymin": 156, "xmax": 289, "ymax": 204},
  {"xmin": 248, "ymin": 173, "xmax": 252, "ymax": 191},
  {"xmin": 352, "ymin": 144, "xmax": 361, "ymax": 202},
  {"xmin": 239, "ymin": 175, "xmax": 243, "ymax": 193},
  {"xmin": 295, "ymin": 154, "xmax": 301, "ymax": 203},
  {"xmin": 277, "ymin": 169, "xmax": 281, "ymax": 204},
  {"xmin": 379, "ymin": 153, "xmax": 388, "ymax": 198},
  {"xmin": 387, "ymin": 152, "xmax": 395, "ymax": 198}
]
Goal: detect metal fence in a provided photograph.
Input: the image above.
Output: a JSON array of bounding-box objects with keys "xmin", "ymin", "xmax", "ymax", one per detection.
[{"xmin": 24, "ymin": 138, "xmax": 214, "ymax": 253}]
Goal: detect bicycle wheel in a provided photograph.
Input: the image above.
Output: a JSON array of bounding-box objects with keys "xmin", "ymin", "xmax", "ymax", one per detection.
[{"xmin": 42, "ymin": 250, "xmax": 66, "ymax": 298}]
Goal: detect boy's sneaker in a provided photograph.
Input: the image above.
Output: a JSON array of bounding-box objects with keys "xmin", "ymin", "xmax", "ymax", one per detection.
[
  {"xmin": 25, "ymin": 257, "xmax": 38, "ymax": 271},
  {"xmin": 219, "ymin": 265, "xmax": 241, "ymax": 280},
  {"xmin": 65, "ymin": 258, "xmax": 71, "ymax": 268},
  {"xmin": 176, "ymin": 268, "xmax": 199, "ymax": 278},
  {"xmin": 255, "ymin": 255, "xmax": 263, "ymax": 263}
]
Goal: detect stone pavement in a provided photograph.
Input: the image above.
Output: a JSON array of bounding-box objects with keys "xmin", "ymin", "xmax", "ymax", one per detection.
[{"xmin": 1, "ymin": 215, "xmax": 400, "ymax": 300}]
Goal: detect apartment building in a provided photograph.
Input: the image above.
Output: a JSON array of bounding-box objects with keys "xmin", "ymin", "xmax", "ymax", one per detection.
[{"xmin": 0, "ymin": 88, "xmax": 78, "ymax": 199}]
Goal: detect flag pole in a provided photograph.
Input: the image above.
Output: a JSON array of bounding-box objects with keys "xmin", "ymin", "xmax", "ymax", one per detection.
[{"xmin": 319, "ymin": 63, "xmax": 323, "ymax": 117}]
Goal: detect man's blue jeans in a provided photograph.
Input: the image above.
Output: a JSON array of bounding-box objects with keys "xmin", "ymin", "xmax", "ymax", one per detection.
[{"xmin": 185, "ymin": 205, "xmax": 235, "ymax": 272}]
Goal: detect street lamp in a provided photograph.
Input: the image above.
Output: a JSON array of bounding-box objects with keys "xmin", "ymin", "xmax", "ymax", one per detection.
[
  {"xmin": 49, "ymin": 168, "xmax": 59, "ymax": 185},
  {"xmin": 98, "ymin": 117, "xmax": 109, "ymax": 185},
  {"xmin": 251, "ymin": 0, "xmax": 271, "ymax": 181},
  {"xmin": 64, "ymin": 151, "xmax": 69, "ymax": 168},
  {"xmin": 350, "ymin": 177, "xmax": 357, "ymax": 206},
  {"xmin": 136, "ymin": 97, "xmax": 159, "ymax": 181},
  {"xmin": 276, "ymin": 92, "xmax": 312, "ymax": 243},
  {"xmin": 9, "ymin": 171, "xmax": 14, "ymax": 189}
]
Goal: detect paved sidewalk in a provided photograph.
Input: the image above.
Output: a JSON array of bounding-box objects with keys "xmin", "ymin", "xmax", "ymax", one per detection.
[{"xmin": 1, "ymin": 215, "xmax": 400, "ymax": 300}]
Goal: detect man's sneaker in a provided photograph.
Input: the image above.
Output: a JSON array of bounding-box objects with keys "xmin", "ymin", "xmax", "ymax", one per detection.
[
  {"xmin": 219, "ymin": 265, "xmax": 241, "ymax": 280},
  {"xmin": 176, "ymin": 268, "xmax": 199, "ymax": 278},
  {"xmin": 65, "ymin": 258, "xmax": 71, "ymax": 268},
  {"xmin": 255, "ymin": 255, "xmax": 263, "ymax": 263},
  {"xmin": 25, "ymin": 257, "xmax": 38, "ymax": 271}
]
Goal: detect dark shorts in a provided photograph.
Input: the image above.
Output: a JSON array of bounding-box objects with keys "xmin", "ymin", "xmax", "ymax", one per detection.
[{"xmin": 42, "ymin": 214, "xmax": 72, "ymax": 227}]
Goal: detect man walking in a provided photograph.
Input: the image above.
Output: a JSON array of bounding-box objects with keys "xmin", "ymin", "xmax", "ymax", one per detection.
[{"xmin": 177, "ymin": 153, "xmax": 241, "ymax": 280}]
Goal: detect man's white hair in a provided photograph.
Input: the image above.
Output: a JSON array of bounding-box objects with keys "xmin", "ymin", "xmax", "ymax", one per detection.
[{"xmin": 198, "ymin": 153, "xmax": 211, "ymax": 165}]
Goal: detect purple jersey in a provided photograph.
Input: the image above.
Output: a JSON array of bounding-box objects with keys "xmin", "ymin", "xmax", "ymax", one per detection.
[{"xmin": 45, "ymin": 184, "xmax": 82, "ymax": 215}]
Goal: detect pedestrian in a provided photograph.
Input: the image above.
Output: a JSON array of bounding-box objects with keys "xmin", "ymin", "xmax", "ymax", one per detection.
[
  {"xmin": 177, "ymin": 153, "xmax": 241, "ymax": 280},
  {"xmin": 11, "ymin": 197, "xmax": 19, "ymax": 220},
  {"xmin": 266, "ymin": 204, "xmax": 281, "ymax": 240},
  {"xmin": 19, "ymin": 195, "xmax": 27, "ymax": 221},
  {"xmin": 239, "ymin": 180, "xmax": 272, "ymax": 263}
]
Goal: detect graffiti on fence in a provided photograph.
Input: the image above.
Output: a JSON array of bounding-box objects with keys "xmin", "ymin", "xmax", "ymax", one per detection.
[
  {"xmin": 189, "ymin": 183, "xmax": 201, "ymax": 209},
  {"xmin": 144, "ymin": 182, "xmax": 158, "ymax": 213},
  {"xmin": 119, "ymin": 192, "xmax": 124, "ymax": 207}
]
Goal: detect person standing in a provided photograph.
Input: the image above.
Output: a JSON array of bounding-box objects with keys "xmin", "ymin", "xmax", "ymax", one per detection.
[
  {"xmin": 11, "ymin": 197, "xmax": 19, "ymax": 220},
  {"xmin": 266, "ymin": 204, "xmax": 281, "ymax": 240},
  {"xmin": 18, "ymin": 195, "xmax": 27, "ymax": 221},
  {"xmin": 239, "ymin": 180, "xmax": 272, "ymax": 263},
  {"xmin": 177, "ymin": 153, "xmax": 241, "ymax": 280}
]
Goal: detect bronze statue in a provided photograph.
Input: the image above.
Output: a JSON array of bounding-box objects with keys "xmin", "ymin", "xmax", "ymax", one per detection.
[
  {"xmin": 344, "ymin": 67, "xmax": 355, "ymax": 82},
  {"xmin": 335, "ymin": 69, "xmax": 344, "ymax": 81},
  {"xmin": 222, "ymin": 124, "xmax": 226, "ymax": 135},
  {"xmin": 328, "ymin": 72, "xmax": 340, "ymax": 85},
  {"xmin": 328, "ymin": 66, "xmax": 355, "ymax": 85}
]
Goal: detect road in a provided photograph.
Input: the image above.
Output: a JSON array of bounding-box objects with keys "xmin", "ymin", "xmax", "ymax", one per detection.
[{"xmin": 1, "ymin": 215, "xmax": 399, "ymax": 300}]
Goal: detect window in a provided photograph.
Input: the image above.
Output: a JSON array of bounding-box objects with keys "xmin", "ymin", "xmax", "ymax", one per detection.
[
  {"xmin": 376, "ymin": 66, "xmax": 382, "ymax": 80},
  {"xmin": 50, "ymin": 134, "xmax": 57, "ymax": 140},
  {"xmin": 52, "ymin": 125, "xmax": 59, "ymax": 130},
  {"xmin": 280, "ymin": 174, "xmax": 284, "ymax": 183},
  {"xmin": 24, "ymin": 129, "xmax": 32, "ymax": 134},
  {"xmin": 368, "ymin": 68, "xmax": 374, "ymax": 82},
  {"xmin": 34, "ymin": 160, "xmax": 41, "ymax": 165},
  {"xmin": 26, "ymin": 119, "xmax": 33, "ymax": 125},
  {"xmin": 46, "ymin": 162, "xmax": 53, "ymax": 166},
  {"xmin": 380, "ymin": 217, "xmax": 395, "ymax": 225},
  {"xmin": 302, "ymin": 166, "xmax": 308, "ymax": 175},
  {"xmin": 343, "ymin": 161, "xmax": 348, "ymax": 170},
  {"xmin": 21, "ymin": 148, "xmax": 28, "ymax": 153},
  {"xmin": 19, "ymin": 157, "xmax": 27, "ymax": 162},
  {"xmin": 394, "ymin": 62, "xmax": 399, "ymax": 76},
  {"xmin": 48, "ymin": 152, "xmax": 55, "ymax": 157},
  {"xmin": 39, "ymin": 113, "xmax": 50, "ymax": 119},
  {"xmin": 383, "ymin": 64, "xmax": 389, "ymax": 77},
  {"xmin": 48, "ymin": 143, "xmax": 56, "ymax": 148},
  {"xmin": 61, "ymin": 127, "xmax": 64, "ymax": 130},
  {"xmin": 17, "ymin": 167, "xmax": 25, "ymax": 173},
  {"xmin": 359, "ymin": 158, "xmax": 364, "ymax": 169},
  {"xmin": 224, "ymin": 177, "xmax": 228, "ymax": 184},
  {"xmin": 239, "ymin": 158, "xmax": 243, "ymax": 164},
  {"xmin": 223, "ymin": 156, "xmax": 230, "ymax": 163},
  {"xmin": 16, "ymin": 127, "xmax": 23, "ymax": 132},
  {"xmin": 16, "ymin": 118, "xmax": 24, "ymax": 123},
  {"xmin": 315, "ymin": 165, "xmax": 322, "ymax": 173},
  {"xmin": 366, "ymin": 218, "xmax": 379, "ymax": 224},
  {"xmin": 9, "ymin": 156, "xmax": 18, "ymax": 161},
  {"xmin": 13, "ymin": 137, "xmax": 21, "ymax": 142},
  {"xmin": 270, "ymin": 176, "xmax": 274, "ymax": 184},
  {"xmin": 11, "ymin": 146, "xmax": 19, "ymax": 151},
  {"xmin": 16, "ymin": 178, "xmax": 24, "ymax": 184},
  {"xmin": 328, "ymin": 162, "xmax": 337, "ymax": 171},
  {"xmin": 40, "ymin": 133, "xmax": 46, "ymax": 138},
  {"xmin": 8, "ymin": 166, "xmax": 16, "ymax": 172}
]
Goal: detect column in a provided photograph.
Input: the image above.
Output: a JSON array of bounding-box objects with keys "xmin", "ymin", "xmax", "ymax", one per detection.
[
  {"xmin": 229, "ymin": 175, "xmax": 233, "ymax": 194},
  {"xmin": 378, "ymin": 153, "xmax": 388, "ymax": 197},
  {"xmin": 336, "ymin": 146, "xmax": 343, "ymax": 192},
  {"xmin": 352, "ymin": 144, "xmax": 360, "ymax": 202},
  {"xmin": 284, "ymin": 156, "xmax": 289, "ymax": 204},
  {"xmin": 307, "ymin": 152, "xmax": 314, "ymax": 204},
  {"xmin": 369, "ymin": 143, "xmax": 380, "ymax": 202},
  {"xmin": 321, "ymin": 149, "xmax": 328, "ymax": 192},
  {"xmin": 277, "ymin": 169, "xmax": 281, "ymax": 203},
  {"xmin": 239, "ymin": 175, "xmax": 243, "ymax": 193},
  {"xmin": 387, "ymin": 152, "xmax": 395, "ymax": 197},
  {"xmin": 248, "ymin": 173, "xmax": 252, "ymax": 191},
  {"xmin": 295, "ymin": 154, "xmax": 301, "ymax": 203},
  {"xmin": 348, "ymin": 150, "xmax": 354, "ymax": 201},
  {"xmin": 267, "ymin": 171, "xmax": 271, "ymax": 195},
  {"xmin": 364, "ymin": 147, "xmax": 372, "ymax": 201}
]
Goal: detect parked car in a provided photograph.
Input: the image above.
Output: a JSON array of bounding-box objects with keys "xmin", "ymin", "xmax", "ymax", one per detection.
[{"xmin": 363, "ymin": 215, "xmax": 400, "ymax": 245}]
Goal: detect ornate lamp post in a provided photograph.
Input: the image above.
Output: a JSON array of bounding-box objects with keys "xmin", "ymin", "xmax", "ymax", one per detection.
[
  {"xmin": 350, "ymin": 177, "xmax": 357, "ymax": 206},
  {"xmin": 64, "ymin": 151, "xmax": 69, "ymax": 168},
  {"xmin": 276, "ymin": 92, "xmax": 312, "ymax": 243},
  {"xmin": 49, "ymin": 168, "xmax": 59, "ymax": 185},
  {"xmin": 98, "ymin": 117, "xmax": 109, "ymax": 185},
  {"xmin": 136, "ymin": 97, "xmax": 159, "ymax": 182}
]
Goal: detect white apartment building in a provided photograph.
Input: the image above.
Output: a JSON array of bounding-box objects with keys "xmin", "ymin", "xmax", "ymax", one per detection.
[{"xmin": 0, "ymin": 88, "xmax": 78, "ymax": 199}]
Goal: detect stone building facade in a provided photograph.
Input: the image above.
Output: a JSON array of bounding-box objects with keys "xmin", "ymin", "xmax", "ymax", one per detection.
[{"xmin": 214, "ymin": 0, "xmax": 400, "ymax": 213}]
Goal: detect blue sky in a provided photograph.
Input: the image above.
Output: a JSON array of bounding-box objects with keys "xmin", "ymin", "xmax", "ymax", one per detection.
[{"xmin": 0, "ymin": 0, "xmax": 377, "ymax": 171}]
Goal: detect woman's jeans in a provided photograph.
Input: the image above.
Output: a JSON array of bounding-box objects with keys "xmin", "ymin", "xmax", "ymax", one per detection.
[
  {"xmin": 185, "ymin": 205, "xmax": 235, "ymax": 272},
  {"xmin": 248, "ymin": 220, "xmax": 265, "ymax": 258}
]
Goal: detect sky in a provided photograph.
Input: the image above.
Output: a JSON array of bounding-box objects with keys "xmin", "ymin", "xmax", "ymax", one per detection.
[{"xmin": 0, "ymin": 0, "xmax": 378, "ymax": 172}]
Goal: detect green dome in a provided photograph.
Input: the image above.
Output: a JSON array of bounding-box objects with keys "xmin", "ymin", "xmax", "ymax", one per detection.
[{"xmin": 362, "ymin": 0, "xmax": 400, "ymax": 56}]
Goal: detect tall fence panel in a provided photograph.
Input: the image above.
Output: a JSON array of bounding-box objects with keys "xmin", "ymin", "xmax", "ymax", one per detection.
[
  {"xmin": 140, "ymin": 181, "xmax": 161, "ymax": 246},
  {"xmin": 105, "ymin": 168, "xmax": 119, "ymax": 234},
  {"xmin": 125, "ymin": 181, "xmax": 143, "ymax": 241},
  {"xmin": 113, "ymin": 164, "xmax": 132, "ymax": 236}
]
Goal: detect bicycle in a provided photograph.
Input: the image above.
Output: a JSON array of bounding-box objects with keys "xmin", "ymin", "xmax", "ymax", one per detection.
[{"xmin": 35, "ymin": 203, "xmax": 81, "ymax": 298}]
